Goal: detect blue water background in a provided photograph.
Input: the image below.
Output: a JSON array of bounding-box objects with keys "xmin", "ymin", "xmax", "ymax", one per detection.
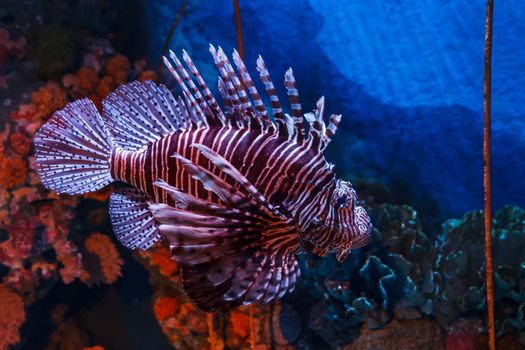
[{"xmin": 137, "ymin": 0, "xmax": 524, "ymax": 223}]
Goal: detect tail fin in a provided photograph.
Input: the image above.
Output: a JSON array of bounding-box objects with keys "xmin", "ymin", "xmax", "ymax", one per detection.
[{"xmin": 34, "ymin": 98, "xmax": 114, "ymax": 195}]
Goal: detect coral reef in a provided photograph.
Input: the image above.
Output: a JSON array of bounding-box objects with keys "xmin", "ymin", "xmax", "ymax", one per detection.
[
  {"xmin": 0, "ymin": 26, "xmax": 154, "ymax": 348},
  {"xmin": 302, "ymin": 203, "xmax": 439, "ymax": 344},
  {"xmin": 301, "ymin": 204, "xmax": 525, "ymax": 348},
  {"xmin": 30, "ymin": 81, "xmax": 68, "ymax": 121},
  {"xmin": 138, "ymin": 243, "xmax": 179, "ymax": 281},
  {"xmin": 83, "ymin": 233, "xmax": 123, "ymax": 285},
  {"xmin": 153, "ymin": 294, "xmax": 209, "ymax": 349},
  {"xmin": 0, "ymin": 284, "xmax": 25, "ymax": 350},
  {"xmin": 46, "ymin": 317, "xmax": 90, "ymax": 350},
  {"xmin": 0, "ymin": 155, "xmax": 27, "ymax": 190},
  {"xmin": 435, "ymin": 205, "xmax": 525, "ymax": 337},
  {"xmin": 445, "ymin": 318, "xmax": 484, "ymax": 350}
]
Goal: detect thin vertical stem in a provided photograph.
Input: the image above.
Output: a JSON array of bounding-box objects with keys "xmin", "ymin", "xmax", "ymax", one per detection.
[
  {"xmin": 249, "ymin": 305, "xmax": 256, "ymax": 349},
  {"xmin": 158, "ymin": 0, "xmax": 188, "ymax": 72},
  {"xmin": 207, "ymin": 313, "xmax": 224, "ymax": 350},
  {"xmin": 233, "ymin": 0, "xmax": 245, "ymax": 60},
  {"xmin": 483, "ymin": 0, "xmax": 495, "ymax": 349}
]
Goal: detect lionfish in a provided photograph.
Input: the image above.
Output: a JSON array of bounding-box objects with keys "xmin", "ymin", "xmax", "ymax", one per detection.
[{"xmin": 34, "ymin": 46, "xmax": 372, "ymax": 311}]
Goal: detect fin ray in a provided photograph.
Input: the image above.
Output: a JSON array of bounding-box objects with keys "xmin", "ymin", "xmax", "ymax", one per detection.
[
  {"xmin": 151, "ymin": 155, "xmax": 300, "ymax": 311},
  {"xmin": 109, "ymin": 187, "xmax": 161, "ymax": 250},
  {"xmin": 103, "ymin": 80, "xmax": 184, "ymax": 151},
  {"xmin": 34, "ymin": 98, "xmax": 113, "ymax": 194}
]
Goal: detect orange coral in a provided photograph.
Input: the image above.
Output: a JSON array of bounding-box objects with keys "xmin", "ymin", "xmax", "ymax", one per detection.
[
  {"xmin": 82, "ymin": 347, "xmax": 104, "ymax": 350},
  {"xmin": 46, "ymin": 317, "xmax": 89, "ymax": 350},
  {"xmin": 230, "ymin": 310, "xmax": 250, "ymax": 338},
  {"xmin": 96, "ymin": 75, "xmax": 116, "ymax": 99},
  {"xmin": 153, "ymin": 297, "xmax": 179, "ymax": 321},
  {"xmin": 207, "ymin": 313, "xmax": 224, "ymax": 350},
  {"xmin": 31, "ymin": 261, "xmax": 57, "ymax": 280},
  {"xmin": 83, "ymin": 185, "xmax": 112, "ymax": 202},
  {"xmin": 59, "ymin": 252, "xmax": 83, "ymax": 284},
  {"xmin": 149, "ymin": 244, "xmax": 178, "ymax": 277},
  {"xmin": 176, "ymin": 303, "xmax": 207, "ymax": 335},
  {"xmin": 112, "ymin": 70, "xmax": 127, "ymax": 85},
  {"xmin": 10, "ymin": 103, "xmax": 37, "ymax": 124},
  {"xmin": 138, "ymin": 70, "xmax": 158, "ymax": 83},
  {"xmin": 105, "ymin": 54, "xmax": 130, "ymax": 77},
  {"xmin": 9, "ymin": 132, "xmax": 30, "ymax": 156},
  {"xmin": 0, "ymin": 155, "xmax": 27, "ymax": 190},
  {"xmin": 51, "ymin": 304, "xmax": 68, "ymax": 324},
  {"xmin": 84, "ymin": 233, "xmax": 123, "ymax": 284},
  {"xmin": 156, "ymin": 299, "xmax": 208, "ymax": 347},
  {"xmin": 76, "ymin": 66, "xmax": 100, "ymax": 93},
  {"xmin": 0, "ymin": 284, "xmax": 25, "ymax": 350},
  {"xmin": 52, "ymin": 236, "xmax": 83, "ymax": 285},
  {"xmin": 88, "ymin": 94, "xmax": 103, "ymax": 111},
  {"xmin": 31, "ymin": 81, "xmax": 67, "ymax": 121}
]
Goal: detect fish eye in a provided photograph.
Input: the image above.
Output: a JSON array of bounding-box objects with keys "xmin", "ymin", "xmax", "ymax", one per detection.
[{"xmin": 336, "ymin": 195, "xmax": 347, "ymax": 208}]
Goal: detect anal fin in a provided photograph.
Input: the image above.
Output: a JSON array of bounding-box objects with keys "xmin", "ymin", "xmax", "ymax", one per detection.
[{"xmin": 109, "ymin": 187, "xmax": 161, "ymax": 250}]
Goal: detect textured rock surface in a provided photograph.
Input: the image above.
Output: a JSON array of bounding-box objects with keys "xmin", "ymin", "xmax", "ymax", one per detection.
[{"xmin": 343, "ymin": 318, "xmax": 445, "ymax": 350}]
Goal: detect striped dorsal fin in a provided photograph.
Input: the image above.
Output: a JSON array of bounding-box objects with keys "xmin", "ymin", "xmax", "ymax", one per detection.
[
  {"xmin": 103, "ymin": 80, "xmax": 188, "ymax": 151},
  {"xmin": 284, "ymin": 68, "xmax": 305, "ymax": 143},
  {"xmin": 104, "ymin": 46, "xmax": 343, "ymax": 151},
  {"xmin": 232, "ymin": 50, "xmax": 273, "ymax": 128},
  {"xmin": 164, "ymin": 47, "xmax": 344, "ymax": 149},
  {"xmin": 304, "ymin": 96, "xmax": 327, "ymax": 152}
]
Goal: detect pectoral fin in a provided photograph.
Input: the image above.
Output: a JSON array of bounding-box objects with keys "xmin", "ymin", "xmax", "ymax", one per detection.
[{"xmin": 150, "ymin": 147, "xmax": 300, "ymax": 311}]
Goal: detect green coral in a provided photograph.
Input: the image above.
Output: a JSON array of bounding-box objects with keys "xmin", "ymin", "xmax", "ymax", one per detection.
[
  {"xmin": 302, "ymin": 204, "xmax": 441, "ymax": 336},
  {"xmin": 436, "ymin": 205, "xmax": 525, "ymax": 337},
  {"xmin": 301, "ymin": 204, "xmax": 525, "ymax": 346}
]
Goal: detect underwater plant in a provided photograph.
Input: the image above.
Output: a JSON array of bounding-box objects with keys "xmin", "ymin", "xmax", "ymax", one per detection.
[
  {"xmin": 83, "ymin": 232, "xmax": 123, "ymax": 285},
  {"xmin": 300, "ymin": 204, "xmax": 440, "ymax": 346},
  {"xmin": 301, "ymin": 204, "xmax": 525, "ymax": 347},
  {"xmin": 435, "ymin": 205, "xmax": 525, "ymax": 338},
  {"xmin": 0, "ymin": 31, "xmax": 161, "ymax": 348}
]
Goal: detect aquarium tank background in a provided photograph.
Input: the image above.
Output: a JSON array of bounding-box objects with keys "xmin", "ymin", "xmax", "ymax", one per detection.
[{"xmin": 0, "ymin": 0, "xmax": 524, "ymax": 349}]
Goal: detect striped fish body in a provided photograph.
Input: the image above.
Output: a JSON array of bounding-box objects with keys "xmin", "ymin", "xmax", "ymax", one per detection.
[
  {"xmin": 34, "ymin": 46, "xmax": 372, "ymax": 311},
  {"xmin": 110, "ymin": 127, "xmax": 329, "ymax": 211}
]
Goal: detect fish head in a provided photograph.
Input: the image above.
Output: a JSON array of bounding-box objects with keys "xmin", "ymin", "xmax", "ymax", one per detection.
[{"xmin": 300, "ymin": 178, "xmax": 372, "ymax": 261}]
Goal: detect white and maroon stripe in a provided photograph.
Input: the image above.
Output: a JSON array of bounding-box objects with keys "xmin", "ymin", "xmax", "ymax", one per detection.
[
  {"xmin": 182, "ymin": 50, "xmax": 226, "ymax": 123},
  {"xmin": 284, "ymin": 68, "xmax": 304, "ymax": 143},
  {"xmin": 256, "ymin": 56, "xmax": 284, "ymax": 121},
  {"xmin": 232, "ymin": 50, "xmax": 272, "ymax": 127}
]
